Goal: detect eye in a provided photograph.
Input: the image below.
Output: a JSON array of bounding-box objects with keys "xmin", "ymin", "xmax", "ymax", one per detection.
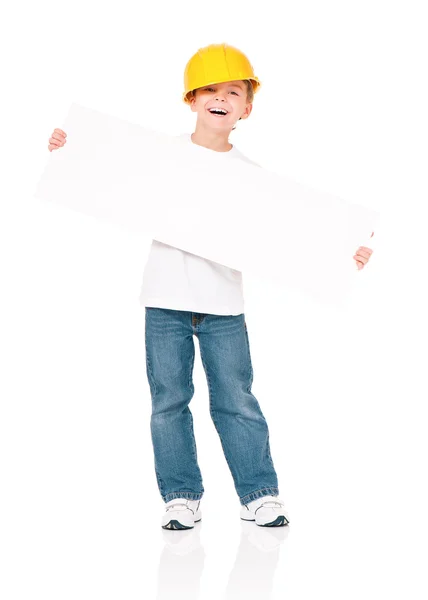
[
  {"xmin": 205, "ymin": 87, "xmax": 215, "ymax": 92},
  {"xmin": 230, "ymin": 91, "xmax": 239, "ymax": 95}
]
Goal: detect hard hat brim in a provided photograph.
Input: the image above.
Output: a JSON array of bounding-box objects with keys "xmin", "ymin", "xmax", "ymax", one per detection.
[{"xmin": 183, "ymin": 77, "xmax": 261, "ymax": 104}]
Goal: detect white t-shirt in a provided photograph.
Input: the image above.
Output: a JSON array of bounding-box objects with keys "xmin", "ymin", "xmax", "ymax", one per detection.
[{"xmin": 139, "ymin": 133, "xmax": 259, "ymax": 316}]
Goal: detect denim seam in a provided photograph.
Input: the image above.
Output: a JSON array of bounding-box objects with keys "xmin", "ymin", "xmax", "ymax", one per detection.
[
  {"xmin": 164, "ymin": 491, "xmax": 203, "ymax": 502},
  {"xmin": 240, "ymin": 487, "xmax": 280, "ymax": 505},
  {"xmin": 155, "ymin": 468, "xmax": 165, "ymax": 496},
  {"xmin": 243, "ymin": 323, "xmax": 275, "ymax": 469},
  {"xmin": 186, "ymin": 330, "xmax": 201, "ymax": 476},
  {"xmin": 243, "ymin": 323, "xmax": 254, "ymax": 392},
  {"xmin": 145, "ymin": 309, "xmax": 158, "ymax": 396},
  {"xmin": 199, "ymin": 339, "xmax": 236, "ymax": 480}
]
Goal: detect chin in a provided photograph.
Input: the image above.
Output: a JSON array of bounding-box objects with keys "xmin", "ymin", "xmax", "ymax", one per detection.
[{"xmin": 205, "ymin": 119, "xmax": 232, "ymax": 131}]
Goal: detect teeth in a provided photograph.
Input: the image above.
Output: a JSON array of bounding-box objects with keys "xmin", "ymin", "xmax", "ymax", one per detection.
[{"xmin": 209, "ymin": 108, "xmax": 227, "ymax": 115}]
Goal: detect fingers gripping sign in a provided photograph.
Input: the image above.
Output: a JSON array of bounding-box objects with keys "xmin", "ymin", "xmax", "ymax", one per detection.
[
  {"xmin": 48, "ymin": 128, "xmax": 67, "ymax": 152},
  {"xmin": 354, "ymin": 231, "xmax": 374, "ymax": 270}
]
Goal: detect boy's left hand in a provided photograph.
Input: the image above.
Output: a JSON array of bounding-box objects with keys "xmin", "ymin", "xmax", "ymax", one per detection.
[{"xmin": 354, "ymin": 231, "xmax": 374, "ymax": 270}]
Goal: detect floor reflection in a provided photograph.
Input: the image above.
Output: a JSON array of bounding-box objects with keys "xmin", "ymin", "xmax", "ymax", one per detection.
[{"xmin": 155, "ymin": 518, "xmax": 289, "ymax": 599}]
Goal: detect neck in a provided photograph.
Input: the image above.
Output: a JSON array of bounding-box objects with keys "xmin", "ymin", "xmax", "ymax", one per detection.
[{"xmin": 191, "ymin": 123, "xmax": 233, "ymax": 152}]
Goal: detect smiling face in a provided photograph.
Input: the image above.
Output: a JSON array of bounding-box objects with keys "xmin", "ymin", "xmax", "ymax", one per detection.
[{"xmin": 189, "ymin": 80, "xmax": 253, "ymax": 131}]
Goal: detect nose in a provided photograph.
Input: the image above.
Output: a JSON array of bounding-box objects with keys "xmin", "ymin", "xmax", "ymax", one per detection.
[{"xmin": 214, "ymin": 91, "xmax": 227, "ymax": 101}]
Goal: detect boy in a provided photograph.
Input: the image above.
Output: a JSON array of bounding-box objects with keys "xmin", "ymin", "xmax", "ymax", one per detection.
[{"xmin": 47, "ymin": 43, "xmax": 373, "ymax": 530}]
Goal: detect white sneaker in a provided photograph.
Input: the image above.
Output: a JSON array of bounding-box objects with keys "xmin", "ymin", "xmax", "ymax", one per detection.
[
  {"xmin": 240, "ymin": 495, "xmax": 289, "ymax": 527},
  {"xmin": 162, "ymin": 498, "xmax": 202, "ymax": 530}
]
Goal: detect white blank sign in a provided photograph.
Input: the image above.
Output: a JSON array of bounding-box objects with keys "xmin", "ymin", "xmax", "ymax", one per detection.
[{"xmin": 34, "ymin": 102, "xmax": 380, "ymax": 307}]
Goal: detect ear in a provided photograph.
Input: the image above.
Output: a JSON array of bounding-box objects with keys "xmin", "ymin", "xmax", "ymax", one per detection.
[
  {"xmin": 189, "ymin": 93, "xmax": 198, "ymax": 113},
  {"xmin": 190, "ymin": 99, "xmax": 197, "ymax": 113},
  {"xmin": 239, "ymin": 103, "xmax": 253, "ymax": 121}
]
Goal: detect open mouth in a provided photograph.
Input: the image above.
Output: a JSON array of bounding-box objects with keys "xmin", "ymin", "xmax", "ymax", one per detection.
[{"xmin": 208, "ymin": 108, "xmax": 228, "ymax": 116}]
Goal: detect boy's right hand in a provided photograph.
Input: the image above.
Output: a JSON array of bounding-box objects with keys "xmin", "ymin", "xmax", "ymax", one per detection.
[{"xmin": 48, "ymin": 128, "xmax": 67, "ymax": 152}]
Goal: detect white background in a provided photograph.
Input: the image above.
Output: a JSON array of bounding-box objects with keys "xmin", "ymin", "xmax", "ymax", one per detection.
[{"xmin": 1, "ymin": 1, "xmax": 427, "ymax": 599}]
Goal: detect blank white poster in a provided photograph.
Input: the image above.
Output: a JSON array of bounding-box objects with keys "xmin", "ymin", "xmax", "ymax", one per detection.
[{"xmin": 35, "ymin": 102, "xmax": 379, "ymax": 307}]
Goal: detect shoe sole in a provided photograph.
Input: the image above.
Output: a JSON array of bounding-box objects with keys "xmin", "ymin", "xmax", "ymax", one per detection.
[
  {"xmin": 257, "ymin": 516, "xmax": 289, "ymax": 527},
  {"xmin": 240, "ymin": 516, "xmax": 289, "ymax": 527},
  {"xmin": 162, "ymin": 518, "xmax": 202, "ymax": 530}
]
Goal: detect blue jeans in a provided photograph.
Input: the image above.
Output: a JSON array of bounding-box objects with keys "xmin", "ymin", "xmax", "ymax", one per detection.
[{"xmin": 145, "ymin": 307, "xmax": 279, "ymax": 505}]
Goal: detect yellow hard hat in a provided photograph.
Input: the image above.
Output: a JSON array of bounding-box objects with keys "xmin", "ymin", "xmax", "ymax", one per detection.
[{"xmin": 183, "ymin": 43, "xmax": 261, "ymax": 104}]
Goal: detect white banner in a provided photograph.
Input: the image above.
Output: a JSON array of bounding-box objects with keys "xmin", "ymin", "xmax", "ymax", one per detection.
[{"xmin": 34, "ymin": 102, "xmax": 380, "ymax": 306}]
